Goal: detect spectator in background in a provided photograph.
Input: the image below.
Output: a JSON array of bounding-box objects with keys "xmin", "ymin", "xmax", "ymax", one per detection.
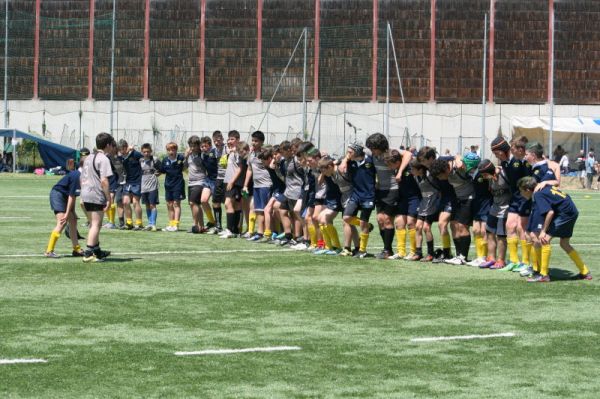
[
  {"xmin": 443, "ymin": 148, "xmax": 452, "ymax": 156},
  {"xmin": 553, "ymin": 145, "xmax": 565, "ymax": 163},
  {"xmin": 559, "ymin": 151, "xmax": 569, "ymax": 175},
  {"xmin": 576, "ymin": 150, "xmax": 586, "ymax": 189},
  {"xmin": 585, "ymin": 150, "xmax": 596, "ymax": 189}
]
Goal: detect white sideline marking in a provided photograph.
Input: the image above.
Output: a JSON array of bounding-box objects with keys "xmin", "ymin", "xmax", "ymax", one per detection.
[
  {"xmin": 0, "ymin": 358, "xmax": 47, "ymax": 365},
  {"xmin": 0, "ymin": 248, "xmax": 292, "ymax": 258},
  {"xmin": 175, "ymin": 346, "xmax": 302, "ymax": 356},
  {"xmin": 0, "ymin": 195, "xmax": 46, "ymax": 199},
  {"xmin": 0, "ymin": 216, "xmax": 32, "ymax": 219},
  {"xmin": 411, "ymin": 332, "xmax": 516, "ymax": 343}
]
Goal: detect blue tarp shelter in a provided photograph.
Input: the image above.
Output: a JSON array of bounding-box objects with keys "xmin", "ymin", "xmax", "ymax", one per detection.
[{"xmin": 0, "ymin": 129, "xmax": 77, "ymax": 169}]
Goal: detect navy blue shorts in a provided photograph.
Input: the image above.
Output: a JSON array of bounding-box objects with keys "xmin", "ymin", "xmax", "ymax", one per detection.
[
  {"xmin": 325, "ymin": 198, "xmax": 343, "ymax": 213},
  {"xmin": 253, "ymin": 187, "xmax": 271, "ymax": 212},
  {"xmin": 508, "ymin": 194, "xmax": 530, "ymax": 217},
  {"xmin": 343, "ymin": 198, "xmax": 374, "ymax": 222},
  {"xmin": 124, "ymin": 183, "xmax": 141, "ymax": 197},
  {"xmin": 141, "ymin": 189, "xmax": 159, "ymax": 205},
  {"xmin": 213, "ymin": 179, "xmax": 225, "ymax": 203},
  {"xmin": 202, "ymin": 179, "xmax": 216, "ymax": 195},
  {"xmin": 314, "ymin": 198, "xmax": 326, "ymax": 206},
  {"xmin": 399, "ymin": 196, "xmax": 420, "ymax": 218},
  {"xmin": 109, "ymin": 177, "xmax": 118, "ymax": 192},
  {"xmin": 165, "ymin": 187, "xmax": 186, "ymax": 202},
  {"xmin": 417, "ymin": 212, "xmax": 439, "ymax": 224},
  {"xmin": 472, "ymin": 198, "xmax": 492, "ymax": 222},
  {"xmin": 49, "ymin": 189, "xmax": 68, "ymax": 214},
  {"xmin": 548, "ymin": 215, "xmax": 577, "ymax": 238},
  {"xmin": 114, "ymin": 185, "xmax": 124, "ymax": 204},
  {"xmin": 438, "ymin": 196, "xmax": 453, "ymax": 214},
  {"xmin": 486, "ymin": 215, "xmax": 507, "ymax": 237}
]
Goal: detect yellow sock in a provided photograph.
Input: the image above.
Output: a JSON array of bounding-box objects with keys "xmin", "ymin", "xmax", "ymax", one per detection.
[
  {"xmin": 359, "ymin": 232, "xmax": 369, "ymax": 253},
  {"xmin": 395, "ymin": 229, "xmax": 407, "ymax": 257},
  {"xmin": 46, "ymin": 231, "xmax": 61, "ymax": 253},
  {"xmin": 126, "ymin": 218, "xmax": 133, "ymax": 226},
  {"xmin": 73, "ymin": 244, "xmax": 81, "ymax": 252},
  {"xmin": 442, "ymin": 233, "xmax": 451, "ymax": 250},
  {"xmin": 533, "ymin": 246, "xmax": 542, "ymax": 272},
  {"xmin": 568, "ymin": 249, "xmax": 590, "ymax": 275},
  {"xmin": 168, "ymin": 220, "xmax": 174, "ymax": 227},
  {"xmin": 507, "ymin": 236, "xmax": 519, "ymax": 264},
  {"xmin": 475, "ymin": 236, "xmax": 484, "ymax": 258},
  {"xmin": 408, "ymin": 228, "xmax": 417, "ymax": 254},
  {"xmin": 320, "ymin": 224, "xmax": 332, "ymax": 249},
  {"xmin": 174, "ymin": 220, "xmax": 180, "ymax": 226},
  {"xmin": 135, "ymin": 219, "xmax": 143, "ymax": 226},
  {"xmin": 264, "ymin": 229, "xmax": 272, "ymax": 237},
  {"xmin": 206, "ymin": 207, "xmax": 216, "ymax": 224},
  {"xmin": 247, "ymin": 212, "xmax": 256, "ymax": 233},
  {"xmin": 522, "ymin": 240, "xmax": 532, "ymax": 265},
  {"xmin": 308, "ymin": 225, "xmax": 318, "ymax": 247},
  {"xmin": 108, "ymin": 204, "xmax": 116, "ymax": 223},
  {"xmin": 327, "ymin": 224, "xmax": 341, "ymax": 249},
  {"xmin": 348, "ymin": 216, "xmax": 361, "ymax": 226},
  {"xmin": 540, "ymin": 244, "xmax": 551, "ymax": 276}
]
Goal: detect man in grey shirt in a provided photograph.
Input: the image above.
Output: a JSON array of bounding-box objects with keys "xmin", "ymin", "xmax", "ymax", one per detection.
[{"xmin": 80, "ymin": 132, "xmax": 115, "ymax": 263}]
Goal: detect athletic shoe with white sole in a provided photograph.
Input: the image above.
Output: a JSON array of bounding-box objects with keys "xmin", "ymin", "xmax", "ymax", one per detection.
[
  {"xmin": 44, "ymin": 251, "xmax": 60, "ymax": 259},
  {"xmin": 291, "ymin": 242, "xmax": 309, "ymax": 251},
  {"xmin": 444, "ymin": 255, "xmax": 466, "ymax": 265},
  {"xmin": 466, "ymin": 257, "xmax": 485, "ymax": 267},
  {"xmin": 247, "ymin": 234, "xmax": 262, "ymax": 242},
  {"xmin": 219, "ymin": 231, "xmax": 237, "ymax": 239},
  {"xmin": 527, "ymin": 274, "xmax": 550, "ymax": 283},
  {"xmin": 324, "ymin": 249, "xmax": 341, "ymax": 255},
  {"xmin": 519, "ymin": 266, "xmax": 535, "ymax": 277},
  {"xmin": 83, "ymin": 254, "xmax": 103, "ymax": 263},
  {"xmin": 338, "ymin": 248, "xmax": 353, "ymax": 257}
]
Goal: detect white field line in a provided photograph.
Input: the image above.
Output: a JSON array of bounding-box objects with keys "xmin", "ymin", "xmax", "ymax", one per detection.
[
  {"xmin": 0, "ymin": 216, "xmax": 32, "ymax": 219},
  {"xmin": 0, "ymin": 195, "xmax": 47, "ymax": 198},
  {"xmin": 411, "ymin": 332, "xmax": 516, "ymax": 343},
  {"xmin": 175, "ymin": 346, "xmax": 301, "ymax": 356},
  {"xmin": 0, "ymin": 248, "xmax": 292, "ymax": 258},
  {"xmin": 0, "ymin": 358, "xmax": 47, "ymax": 365}
]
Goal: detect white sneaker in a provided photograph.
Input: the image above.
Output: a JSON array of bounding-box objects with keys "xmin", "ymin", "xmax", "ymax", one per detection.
[
  {"xmin": 444, "ymin": 255, "xmax": 466, "ymax": 265},
  {"xmin": 466, "ymin": 257, "xmax": 485, "ymax": 267},
  {"xmin": 240, "ymin": 232, "xmax": 252, "ymax": 239},
  {"xmin": 291, "ymin": 242, "xmax": 308, "ymax": 251},
  {"xmin": 403, "ymin": 253, "xmax": 416, "ymax": 260},
  {"xmin": 218, "ymin": 229, "xmax": 232, "ymax": 237},
  {"xmin": 388, "ymin": 253, "xmax": 403, "ymax": 260},
  {"xmin": 219, "ymin": 231, "xmax": 236, "ymax": 239}
]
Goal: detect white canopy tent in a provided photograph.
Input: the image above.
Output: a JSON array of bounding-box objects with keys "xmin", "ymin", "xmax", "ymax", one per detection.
[{"xmin": 510, "ymin": 116, "xmax": 600, "ymax": 161}]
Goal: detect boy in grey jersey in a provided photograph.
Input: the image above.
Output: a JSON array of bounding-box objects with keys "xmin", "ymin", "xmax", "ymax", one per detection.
[
  {"xmin": 80, "ymin": 132, "xmax": 116, "ymax": 263},
  {"xmin": 220, "ymin": 130, "xmax": 243, "ymax": 238},
  {"xmin": 478, "ymin": 159, "xmax": 511, "ymax": 270},
  {"xmin": 140, "ymin": 143, "xmax": 160, "ymax": 231},
  {"xmin": 413, "ymin": 162, "xmax": 441, "ymax": 261},
  {"xmin": 185, "ymin": 135, "xmax": 207, "ymax": 233},
  {"xmin": 243, "ymin": 131, "xmax": 271, "ymax": 241},
  {"xmin": 211, "ymin": 131, "xmax": 226, "ymax": 231}
]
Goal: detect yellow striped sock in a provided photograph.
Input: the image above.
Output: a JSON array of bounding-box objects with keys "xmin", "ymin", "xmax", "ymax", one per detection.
[
  {"xmin": 408, "ymin": 228, "xmax": 417, "ymax": 254},
  {"xmin": 308, "ymin": 225, "xmax": 318, "ymax": 247},
  {"xmin": 348, "ymin": 216, "xmax": 361, "ymax": 226},
  {"xmin": 46, "ymin": 231, "xmax": 61, "ymax": 253},
  {"xmin": 442, "ymin": 233, "xmax": 451, "ymax": 250},
  {"xmin": 248, "ymin": 212, "xmax": 256, "ymax": 233},
  {"xmin": 359, "ymin": 233, "xmax": 369, "ymax": 253},
  {"xmin": 507, "ymin": 236, "xmax": 519, "ymax": 264},
  {"xmin": 395, "ymin": 229, "xmax": 406, "ymax": 257},
  {"xmin": 568, "ymin": 249, "xmax": 589, "ymax": 275},
  {"xmin": 206, "ymin": 207, "xmax": 215, "ymax": 224},
  {"xmin": 541, "ymin": 244, "xmax": 551, "ymax": 276},
  {"xmin": 327, "ymin": 224, "xmax": 341, "ymax": 249},
  {"xmin": 320, "ymin": 224, "xmax": 332, "ymax": 249}
]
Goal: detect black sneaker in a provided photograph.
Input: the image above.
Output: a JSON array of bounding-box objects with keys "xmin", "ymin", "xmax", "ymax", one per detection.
[
  {"xmin": 72, "ymin": 249, "xmax": 85, "ymax": 257},
  {"xmin": 376, "ymin": 250, "xmax": 391, "ymax": 260},
  {"xmin": 278, "ymin": 239, "xmax": 290, "ymax": 246},
  {"xmin": 96, "ymin": 250, "xmax": 111, "ymax": 259},
  {"xmin": 353, "ymin": 251, "xmax": 368, "ymax": 259}
]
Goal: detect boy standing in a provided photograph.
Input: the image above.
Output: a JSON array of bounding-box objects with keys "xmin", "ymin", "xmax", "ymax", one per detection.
[
  {"xmin": 119, "ymin": 140, "xmax": 144, "ymax": 230},
  {"xmin": 80, "ymin": 133, "xmax": 115, "ymax": 262},
  {"xmin": 244, "ymin": 131, "xmax": 272, "ymax": 241},
  {"xmin": 140, "ymin": 143, "xmax": 161, "ymax": 231},
  {"xmin": 160, "ymin": 142, "xmax": 185, "ymax": 231}
]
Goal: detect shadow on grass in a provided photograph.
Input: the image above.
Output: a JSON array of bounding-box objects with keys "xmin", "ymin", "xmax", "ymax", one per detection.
[
  {"xmin": 101, "ymin": 257, "xmax": 141, "ymax": 263},
  {"xmin": 549, "ymin": 268, "xmax": 581, "ymax": 281}
]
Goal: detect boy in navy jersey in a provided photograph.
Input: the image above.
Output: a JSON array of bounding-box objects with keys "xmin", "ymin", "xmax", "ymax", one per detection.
[
  {"xmin": 160, "ymin": 142, "xmax": 185, "ymax": 231},
  {"xmin": 119, "ymin": 140, "xmax": 144, "ymax": 230},
  {"xmin": 519, "ymin": 176, "xmax": 591, "ymax": 282},
  {"xmin": 45, "ymin": 148, "xmax": 89, "ymax": 258},
  {"xmin": 211, "ymin": 130, "xmax": 227, "ymax": 232},
  {"xmin": 315, "ymin": 156, "xmax": 343, "ymax": 255},
  {"xmin": 340, "ymin": 143, "xmax": 376, "ymax": 258}
]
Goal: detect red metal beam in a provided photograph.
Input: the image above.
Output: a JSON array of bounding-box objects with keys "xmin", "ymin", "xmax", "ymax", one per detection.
[
  {"xmin": 371, "ymin": 0, "xmax": 378, "ymax": 102},
  {"xmin": 200, "ymin": 0, "xmax": 205, "ymax": 100},
  {"xmin": 33, "ymin": 0, "xmax": 41, "ymax": 99},
  {"xmin": 429, "ymin": 0, "xmax": 436, "ymax": 102},
  {"xmin": 314, "ymin": 0, "xmax": 320, "ymax": 101},
  {"xmin": 87, "ymin": 0, "xmax": 95, "ymax": 100},
  {"xmin": 548, "ymin": 0, "xmax": 554, "ymax": 102},
  {"xmin": 143, "ymin": 0, "xmax": 150, "ymax": 99},
  {"xmin": 256, "ymin": 0, "xmax": 262, "ymax": 101},
  {"xmin": 488, "ymin": 0, "xmax": 495, "ymax": 102}
]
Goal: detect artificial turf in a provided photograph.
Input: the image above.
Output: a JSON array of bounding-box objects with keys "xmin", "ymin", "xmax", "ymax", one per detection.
[{"xmin": 1, "ymin": 174, "xmax": 599, "ymax": 398}]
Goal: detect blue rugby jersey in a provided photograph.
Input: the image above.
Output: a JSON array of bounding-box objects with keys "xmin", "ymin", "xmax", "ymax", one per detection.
[
  {"xmin": 122, "ymin": 150, "xmax": 143, "ymax": 184},
  {"xmin": 160, "ymin": 154, "xmax": 185, "ymax": 191},
  {"xmin": 532, "ymin": 186, "xmax": 578, "ymax": 221},
  {"xmin": 501, "ymin": 157, "xmax": 531, "ymax": 194},
  {"xmin": 348, "ymin": 155, "xmax": 376, "ymax": 203},
  {"xmin": 52, "ymin": 170, "xmax": 81, "ymax": 197},
  {"xmin": 201, "ymin": 148, "xmax": 219, "ymax": 180},
  {"xmin": 531, "ymin": 160, "xmax": 557, "ymax": 183}
]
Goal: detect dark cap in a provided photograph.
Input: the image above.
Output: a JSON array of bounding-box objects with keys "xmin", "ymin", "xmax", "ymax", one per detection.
[
  {"xmin": 490, "ymin": 137, "xmax": 510, "ymax": 153},
  {"xmin": 79, "ymin": 147, "xmax": 91, "ymax": 156},
  {"xmin": 348, "ymin": 142, "xmax": 364, "ymax": 157},
  {"xmin": 477, "ymin": 158, "xmax": 496, "ymax": 175}
]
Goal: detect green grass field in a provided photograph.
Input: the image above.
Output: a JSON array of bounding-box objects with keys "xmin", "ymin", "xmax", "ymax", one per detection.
[{"xmin": 1, "ymin": 174, "xmax": 600, "ymax": 398}]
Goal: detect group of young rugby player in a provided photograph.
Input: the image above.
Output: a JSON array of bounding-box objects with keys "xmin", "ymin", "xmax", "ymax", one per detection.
[{"xmin": 44, "ymin": 130, "xmax": 592, "ymax": 283}]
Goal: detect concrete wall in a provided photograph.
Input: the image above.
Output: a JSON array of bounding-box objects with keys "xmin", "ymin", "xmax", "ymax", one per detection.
[{"xmin": 4, "ymin": 100, "xmax": 599, "ymax": 158}]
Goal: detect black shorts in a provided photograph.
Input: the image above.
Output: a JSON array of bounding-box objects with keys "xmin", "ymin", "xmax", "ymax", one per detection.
[
  {"xmin": 486, "ymin": 215, "xmax": 507, "ymax": 237},
  {"xmin": 398, "ymin": 196, "xmax": 420, "ymax": 218},
  {"xmin": 213, "ymin": 179, "xmax": 225, "ymax": 203},
  {"xmin": 49, "ymin": 189, "xmax": 68, "ymax": 214},
  {"xmin": 141, "ymin": 190, "xmax": 160, "ymax": 206},
  {"xmin": 225, "ymin": 186, "xmax": 242, "ymax": 202},
  {"xmin": 375, "ymin": 190, "xmax": 399, "ymax": 216},
  {"xmin": 83, "ymin": 202, "xmax": 105, "ymax": 212},
  {"xmin": 188, "ymin": 185, "xmax": 203, "ymax": 204},
  {"xmin": 343, "ymin": 199, "xmax": 374, "ymax": 222},
  {"xmin": 451, "ymin": 198, "xmax": 473, "ymax": 226},
  {"xmin": 417, "ymin": 212, "xmax": 439, "ymax": 225},
  {"xmin": 114, "ymin": 185, "xmax": 124, "ymax": 205},
  {"xmin": 314, "ymin": 198, "xmax": 326, "ymax": 206},
  {"xmin": 472, "ymin": 197, "xmax": 491, "ymax": 222}
]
